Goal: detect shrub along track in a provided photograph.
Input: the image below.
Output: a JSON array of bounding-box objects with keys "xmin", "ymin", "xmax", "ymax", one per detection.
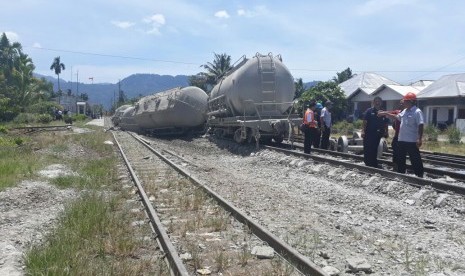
[{"xmin": 135, "ymin": 134, "xmax": 465, "ymax": 275}]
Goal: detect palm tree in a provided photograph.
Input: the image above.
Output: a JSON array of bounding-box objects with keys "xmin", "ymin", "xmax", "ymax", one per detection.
[
  {"xmin": 0, "ymin": 32, "xmax": 22, "ymax": 81},
  {"xmin": 50, "ymin": 56, "xmax": 65, "ymax": 92},
  {"xmin": 201, "ymin": 53, "xmax": 232, "ymax": 87}
]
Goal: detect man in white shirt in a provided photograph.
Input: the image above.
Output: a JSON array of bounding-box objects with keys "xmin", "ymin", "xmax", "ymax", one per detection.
[
  {"xmin": 379, "ymin": 92, "xmax": 424, "ymax": 177},
  {"xmin": 320, "ymin": 101, "xmax": 332, "ymax": 150}
]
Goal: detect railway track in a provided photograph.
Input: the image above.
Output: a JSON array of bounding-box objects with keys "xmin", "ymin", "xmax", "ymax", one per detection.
[
  {"xmin": 288, "ymin": 135, "xmax": 465, "ymax": 187},
  {"xmin": 112, "ymin": 130, "xmax": 327, "ymax": 276},
  {"xmin": 11, "ymin": 124, "xmax": 72, "ymax": 134}
]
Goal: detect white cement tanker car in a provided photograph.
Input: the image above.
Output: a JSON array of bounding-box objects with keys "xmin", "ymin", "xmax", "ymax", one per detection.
[
  {"xmin": 121, "ymin": 86, "xmax": 209, "ymax": 135},
  {"xmin": 207, "ymin": 53, "xmax": 300, "ymax": 143}
]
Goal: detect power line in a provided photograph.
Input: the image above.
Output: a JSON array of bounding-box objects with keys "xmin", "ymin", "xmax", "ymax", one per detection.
[
  {"xmin": 25, "ymin": 45, "xmax": 465, "ymax": 76},
  {"xmin": 405, "ymin": 55, "xmax": 465, "ymax": 82},
  {"xmin": 25, "ymin": 46, "xmax": 200, "ymax": 66}
]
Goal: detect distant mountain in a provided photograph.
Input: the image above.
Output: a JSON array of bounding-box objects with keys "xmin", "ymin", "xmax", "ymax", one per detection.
[
  {"xmin": 304, "ymin": 81, "xmax": 320, "ymax": 89},
  {"xmin": 35, "ymin": 73, "xmax": 320, "ymax": 110},
  {"xmin": 35, "ymin": 73, "xmax": 189, "ymax": 109}
]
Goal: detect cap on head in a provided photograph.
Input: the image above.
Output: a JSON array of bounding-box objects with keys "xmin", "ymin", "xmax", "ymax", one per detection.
[
  {"xmin": 316, "ymin": 103, "xmax": 323, "ymax": 109},
  {"xmin": 403, "ymin": 92, "xmax": 417, "ymax": 101}
]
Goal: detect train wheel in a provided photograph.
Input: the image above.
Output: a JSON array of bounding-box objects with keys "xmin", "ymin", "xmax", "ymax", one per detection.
[
  {"xmin": 337, "ymin": 136, "xmax": 349, "ymax": 153},
  {"xmin": 260, "ymin": 137, "xmax": 272, "ymax": 144},
  {"xmin": 234, "ymin": 128, "xmax": 246, "ymax": 144},
  {"xmin": 214, "ymin": 128, "xmax": 224, "ymax": 137},
  {"xmin": 273, "ymin": 136, "xmax": 284, "ymax": 143},
  {"xmin": 247, "ymin": 128, "xmax": 255, "ymax": 143}
]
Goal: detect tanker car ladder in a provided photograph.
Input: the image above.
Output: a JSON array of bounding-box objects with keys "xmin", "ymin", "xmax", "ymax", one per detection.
[{"xmin": 257, "ymin": 53, "xmax": 278, "ymax": 115}]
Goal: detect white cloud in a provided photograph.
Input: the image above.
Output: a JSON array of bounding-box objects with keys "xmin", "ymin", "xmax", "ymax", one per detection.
[
  {"xmin": 143, "ymin": 14, "xmax": 166, "ymax": 35},
  {"xmin": 32, "ymin": 42, "xmax": 41, "ymax": 48},
  {"xmin": 214, "ymin": 10, "xmax": 230, "ymax": 19},
  {"xmin": 144, "ymin": 14, "xmax": 166, "ymax": 25},
  {"xmin": 236, "ymin": 6, "xmax": 268, "ymax": 18},
  {"xmin": 111, "ymin": 20, "xmax": 136, "ymax": 29}
]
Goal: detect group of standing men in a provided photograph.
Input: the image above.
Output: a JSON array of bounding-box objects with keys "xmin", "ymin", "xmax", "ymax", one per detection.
[
  {"xmin": 302, "ymin": 92, "xmax": 425, "ymax": 178},
  {"xmin": 302, "ymin": 100, "xmax": 332, "ymax": 154},
  {"xmin": 362, "ymin": 92, "xmax": 424, "ymax": 177}
]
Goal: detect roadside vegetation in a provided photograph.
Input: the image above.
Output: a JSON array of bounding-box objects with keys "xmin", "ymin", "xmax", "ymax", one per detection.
[
  {"xmin": 0, "ymin": 123, "xmax": 163, "ymax": 274},
  {"xmin": 332, "ymin": 120, "xmax": 465, "ymax": 155}
]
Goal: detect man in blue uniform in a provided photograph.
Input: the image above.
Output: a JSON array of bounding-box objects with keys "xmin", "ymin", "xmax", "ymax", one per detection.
[{"xmin": 362, "ymin": 96, "xmax": 389, "ymax": 168}]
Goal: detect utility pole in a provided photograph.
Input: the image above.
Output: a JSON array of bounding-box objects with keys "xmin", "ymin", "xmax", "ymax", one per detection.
[
  {"xmin": 76, "ymin": 70, "xmax": 79, "ymax": 98},
  {"xmin": 70, "ymin": 66, "xmax": 73, "ymax": 94},
  {"xmin": 118, "ymin": 79, "xmax": 121, "ymax": 105}
]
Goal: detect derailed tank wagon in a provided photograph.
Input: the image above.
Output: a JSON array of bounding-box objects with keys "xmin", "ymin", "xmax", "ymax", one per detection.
[
  {"xmin": 111, "ymin": 104, "xmax": 132, "ymax": 127},
  {"xmin": 118, "ymin": 106, "xmax": 141, "ymax": 133},
  {"xmin": 132, "ymin": 86, "xmax": 209, "ymax": 135},
  {"xmin": 207, "ymin": 53, "xmax": 300, "ymax": 143}
]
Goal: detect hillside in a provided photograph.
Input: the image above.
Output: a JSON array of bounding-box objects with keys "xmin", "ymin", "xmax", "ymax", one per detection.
[{"xmin": 35, "ymin": 73, "xmax": 189, "ymax": 109}]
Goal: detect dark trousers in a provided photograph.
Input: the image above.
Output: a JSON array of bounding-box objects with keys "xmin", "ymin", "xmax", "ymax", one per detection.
[
  {"xmin": 320, "ymin": 127, "xmax": 331, "ymax": 150},
  {"xmin": 391, "ymin": 136, "xmax": 399, "ymax": 170},
  {"xmin": 363, "ymin": 134, "xmax": 381, "ymax": 168},
  {"xmin": 312, "ymin": 128, "xmax": 321, "ymax": 148},
  {"xmin": 397, "ymin": 141, "xmax": 424, "ymax": 177},
  {"xmin": 304, "ymin": 127, "xmax": 317, "ymax": 154}
]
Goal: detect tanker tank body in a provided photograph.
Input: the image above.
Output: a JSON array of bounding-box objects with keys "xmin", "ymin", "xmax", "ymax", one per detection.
[
  {"xmin": 118, "ymin": 106, "xmax": 141, "ymax": 133},
  {"xmin": 111, "ymin": 104, "xmax": 132, "ymax": 127},
  {"xmin": 132, "ymin": 86, "xmax": 208, "ymax": 136},
  {"xmin": 207, "ymin": 52, "xmax": 300, "ymax": 144}
]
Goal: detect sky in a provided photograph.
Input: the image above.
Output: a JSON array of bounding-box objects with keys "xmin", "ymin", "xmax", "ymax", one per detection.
[{"xmin": 2, "ymin": 0, "xmax": 465, "ymax": 85}]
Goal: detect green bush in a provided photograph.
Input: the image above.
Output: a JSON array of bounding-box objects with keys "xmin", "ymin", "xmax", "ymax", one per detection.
[
  {"xmin": 333, "ymin": 120, "xmax": 355, "ymax": 135},
  {"xmin": 353, "ymin": 119, "xmax": 363, "ymax": 130},
  {"xmin": 446, "ymin": 126, "xmax": 461, "ymax": 144},
  {"xmin": 64, "ymin": 115, "xmax": 73, "ymax": 124},
  {"xmin": 13, "ymin": 113, "xmax": 36, "ymax": 124},
  {"xmin": 424, "ymin": 125, "xmax": 439, "ymax": 141},
  {"xmin": 0, "ymin": 125, "xmax": 7, "ymax": 134},
  {"xmin": 27, "ymin": 101, "xmax": 62, "ymax": 116},
  {"xmin": 37, "ymin": 114, "xmax": 53, "ymax": 124},
  {"xmin": 14, "ymin": 137, "xmax": 24, "ymax": 146},
  {"xmin": 72, "ymin": 114, "xmax": 88, "ymax": 122}
]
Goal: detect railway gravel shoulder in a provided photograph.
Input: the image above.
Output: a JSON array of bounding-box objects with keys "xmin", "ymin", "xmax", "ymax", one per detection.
[{"xmin": 143, "ymin": 135, "xmax": 465, "ymax": 275}]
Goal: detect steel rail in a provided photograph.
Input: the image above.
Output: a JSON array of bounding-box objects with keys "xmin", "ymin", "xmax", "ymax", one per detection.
[
  {"xmin": 112, "ymin": 132, "xmax": 190, "ymax": 276},
  {"xmin": 264, "ymin": 145, "xmax": 465, "ymax": 195},
  {"xmin": 131, "ymin": 133, "xmax": 328, "ymax": 276},
  {"xmin": 382, "ymin": 151, "xmax": 465, "ymax": 168},
  {"xmin": 13, "ymin": 124, "xmax": 71, "ymax": 130},
  {"xmin": 283, "ymin": 142, "xmax": 465, "ymax": 183}
]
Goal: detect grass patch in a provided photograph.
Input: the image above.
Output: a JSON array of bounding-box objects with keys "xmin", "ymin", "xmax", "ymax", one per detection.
[
  {"xmin": 0, "ymin": 145, "xmax": 41, "ymax": 190},
  {"xmin": 24, "ymin": 193, "xmax": 156, "ymax": 275},
  {"xmin": 18, "ymin": 124, "xmax": 163, "ymax": 274}
]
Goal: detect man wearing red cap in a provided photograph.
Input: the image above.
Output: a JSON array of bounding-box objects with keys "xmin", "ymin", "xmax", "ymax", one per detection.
[{"xmin": 379, "ymin": 92, "xmax": 424, "ymax": 177}]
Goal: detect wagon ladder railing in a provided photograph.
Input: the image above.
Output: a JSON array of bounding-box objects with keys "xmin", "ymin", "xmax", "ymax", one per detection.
[{"xmin": 257, "ymin": 53, "xmax": 277, "ymax": 114}]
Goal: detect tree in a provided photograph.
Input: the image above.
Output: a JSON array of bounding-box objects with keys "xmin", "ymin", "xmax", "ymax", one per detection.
[
  {"xmin": 80, "ymin": 93, "xmax": 89, "ymax": 101},
  {"xmin": 332, "ymin": 67, "xmax": 354, "ymax": 84},
  {"xmin": 188, "ymin": 72, "xmax": 209, "ymax": 92},
  {"xmin": 50, "ymin": 56, "xmax": 65, "ymax": 92},
  {"xmin": 0, "ymin": 32, "xmax": 53, "ymax": 120},
  {"xmin": 0, "ymin": 33, "xmax": 22, "ymax": 80},
  {"xmin": 294, "ymin": 78, "xmax": 305, "ymax": 100},
  {"xmin": 299, "ymin": 81, "xmax": 347, "ymax": 121},
  {"xmin": 201, "ymin": 53, "xmax": 232, "ymax": 89}
]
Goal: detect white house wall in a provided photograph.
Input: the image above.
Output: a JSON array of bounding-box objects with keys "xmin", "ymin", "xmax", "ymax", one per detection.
[
  {"xmin": 351, "ymin": 91, "xmax": 372, "ymax": 102},
  {"xmin": 425, "ymin": 106, "xmax": 456, "ymax": 125}
]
